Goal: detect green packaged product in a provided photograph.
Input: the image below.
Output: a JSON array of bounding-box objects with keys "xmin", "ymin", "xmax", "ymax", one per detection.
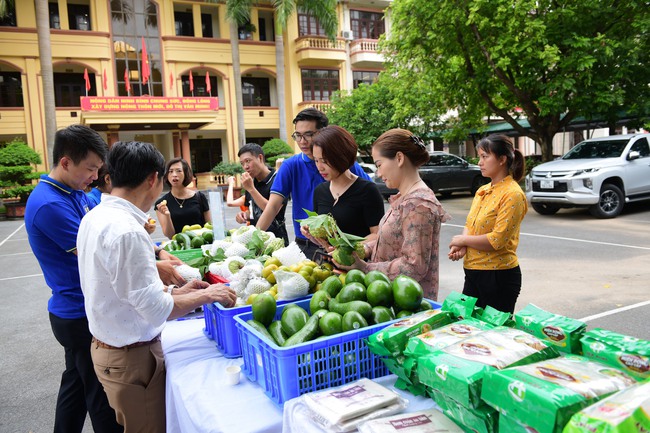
[
  {"xmin": 514, "ymin": 304, "xmax": 587, "ymax": 354},
  {"xmin": 563, "ymin": 380, "xmax": 650, "ymax": 433},
  {"xmin": 581, "ymin": 328, "xmax": 650, "ymax": 381},
  {"xmin": 473, "ymin": 305, "xmax": 514, "ymax": 327},
  {"xmin": 366, "ymin": 308, "xmax": 453, "ymax": 357},
  {"xmin": 499, "ymin": 415, "xmax": 540, "ymax": 433},
  {"xmin": 404, "ymin": 318, "xmax": 494, "ymax": 357},
  {"xmin": 441, "ymin": 291, "xmax": 477, "ymax": 319},
  {"xmin": 481, "ymin": 355, "xmax": 638, "ymax": 433},
  {"xmin": 417, "ymin": 327, "xmax": 558, "ymax": 408},
  {"xmin": 429, "ymin": 389, "xmax": 498, "ymax": 433}
]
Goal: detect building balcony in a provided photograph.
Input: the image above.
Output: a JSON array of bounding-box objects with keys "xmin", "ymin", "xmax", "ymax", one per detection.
[
  {"xmin": 298, "ymin": 101, "xmax": 331, "ymax": 113},
  {"xmin": 350, "ymin": 39, "xmax": 384, "ymax": 67},
  {"xmin": 295, "ymin": 36, "xmax": 346, "ymax": 63},
  {"xmin": 243, "ymin": 107, "xmax": 279, "ymax": 130},
  {"xmin": 0, "ymin": 109, "xmax": 26, "ymax": 136}
]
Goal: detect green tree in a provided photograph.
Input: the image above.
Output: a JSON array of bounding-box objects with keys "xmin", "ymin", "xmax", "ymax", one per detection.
[
  {"xmin": 383, "ymin": 0, "xmax": 650, "ymax": 161},
  {"xmin": 0, "ymin": 138, "xmax": 43, "ymax": 202},
  {"xmin": 262, "ymin": 138, "xmax": 294, "ymax": 166},
  {"xmin": 325, "ymin": 79, "xmax": 399, "ymax": 150}
]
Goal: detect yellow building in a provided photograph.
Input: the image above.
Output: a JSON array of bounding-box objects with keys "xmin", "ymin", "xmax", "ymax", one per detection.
[{"xmin": 0, "ymin": 0, "xmax": 391, "ymax": 180}]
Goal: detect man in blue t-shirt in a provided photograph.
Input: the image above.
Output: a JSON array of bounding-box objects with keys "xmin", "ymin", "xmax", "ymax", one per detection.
[
  {"xmin": 255, "ymin": 108, "xmax": 370, "ymax": 259},
  {"xmin": 25, "ymin": 125, "xmax": 122, "ymax": 433}
]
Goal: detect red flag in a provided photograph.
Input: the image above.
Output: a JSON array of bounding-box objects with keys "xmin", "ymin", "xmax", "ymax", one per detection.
[
  {"xmin": 169, "ymin": 72, "xmax": 173, "ymax": 89},
  {"xmin": 141, "ymin": 37, "xmax": 150, "ymax": 85},
  {"xmin": 124, "ymin": 68, "xmax": 131, "ymax": 93},
  {"xmin": 205, "ymin": 71, "xmax": 211, "ymax": 95},
  {"xmin": 83, "ymin": 68, "xmax": 91, "ymax": 92},
  {"xmin": 189, "ymin": 71, "xmax": 194, "ymax": 93},
  {"xmin": 103, "ymin": 70, "xmax": 108, "ymax": 91}
]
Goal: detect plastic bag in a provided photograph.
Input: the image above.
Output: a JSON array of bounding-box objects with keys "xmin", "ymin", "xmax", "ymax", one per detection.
[{"xmin": 274, "ymin": 270, "xmax": 309, "ymax": 300}]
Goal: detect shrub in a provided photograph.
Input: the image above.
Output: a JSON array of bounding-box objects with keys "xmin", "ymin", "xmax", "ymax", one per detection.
[
  {"xmin": 262, "ymin": 139, "xmax": 293, "ymax": 159},
  {"xmin": 212, "ymin": 161, "xmax": 243, "ymax": 176},
  {"xmin": 0, "ymin": 138, "xmax": 43, "ymax": 202}
]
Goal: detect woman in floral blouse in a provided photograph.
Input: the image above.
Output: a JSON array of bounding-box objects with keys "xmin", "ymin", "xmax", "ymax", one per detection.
[
  {"xmin": 336, "ymin": 128, "xmax": 450, "ymax": 301},
  {"xmin": 448, "ymin": 134, "xmax": 527, "ymax": 313}
]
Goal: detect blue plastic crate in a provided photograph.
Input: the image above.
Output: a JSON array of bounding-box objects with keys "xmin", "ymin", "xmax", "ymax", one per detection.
[
  {"xmin": 202, "ymin": 297, "xmax": 310, "ymax": 358},
  {"xmin": 234, "ymin": 298, "xmax": 441, "ymax": 406}
]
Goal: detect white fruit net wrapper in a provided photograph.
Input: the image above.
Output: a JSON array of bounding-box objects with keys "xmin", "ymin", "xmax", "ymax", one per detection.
[
  {"xmin": 274, "ymin": 270, "xmax": 309, "ymax": 300},
  {"xmin": 357, "ymin": 408, "xmax": 464, "ymax": 433},
  {"xmin": 271, "ymin": 242, "xmax": 306, "ymax": 267},
  {"xmin": 302, "ymin": 378, "xmax": 407, "ymax": 432}
]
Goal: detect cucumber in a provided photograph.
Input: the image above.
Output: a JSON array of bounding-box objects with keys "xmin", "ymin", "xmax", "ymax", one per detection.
[
  {"xmin": 283, "ymin": 311, "xmax": 324, "ymax": 347},
  {"xmin": 328, "ymin": 298, "xmax": 373, "ymax": 321},
  {"xmin": 175, "ymin": 233, "xmax": 192, "ymax": 250},
  {"xmin": 246, "ymin": 319, "xmax": 275, "ymax": 344},
  {"xmin": 185, "ymin": 230, "xmax": 198, "ymax": 240},
  {"xmin": 268, "ymin": 321, "xmax": 287, "ymax": 346}
]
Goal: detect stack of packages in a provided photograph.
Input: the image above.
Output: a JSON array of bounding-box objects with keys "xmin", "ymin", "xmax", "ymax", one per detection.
[
  {"xmin": 357, "ymin": 408, "xmax": 465, "ymax": 433},
  {"xmin": 480, "ymin": 315, "xmax": 649, "ymax": 432},
  {"xmin": 300, "ymin": 378, "xmax": 408, "ymax": 432}
]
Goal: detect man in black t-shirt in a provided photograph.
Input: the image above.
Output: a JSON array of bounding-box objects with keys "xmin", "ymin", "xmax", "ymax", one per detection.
[{"xmin": 226, "ymin": 143, "xmax": 289, "ymax": 245}]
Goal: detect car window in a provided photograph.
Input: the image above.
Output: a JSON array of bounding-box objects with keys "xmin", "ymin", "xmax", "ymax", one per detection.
[
  {"xmin": 563, "ymin": 139, "xmax": 630, "ymax": 159},
  {"xmin": 440, "ymin": 154, "xmax": 462, "ymax": 166},
  {"xmin": 630, "ymin": 138, "xmax": 650, "ymax": 157},
  {"xmin": 426, "ymin": 155, "xmax": 442, "ymax": 166}
]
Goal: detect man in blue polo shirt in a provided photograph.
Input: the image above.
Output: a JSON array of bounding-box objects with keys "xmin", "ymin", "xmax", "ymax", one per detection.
[
  {"xmin": 255, "ymin": 108, "xmax": 370, "ymax": 259},
  {"xmin": 25, "ymin": 125, "xmax": 122, "ymax": 433}
]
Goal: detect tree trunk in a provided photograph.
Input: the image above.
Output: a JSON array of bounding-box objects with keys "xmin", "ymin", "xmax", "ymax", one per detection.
[
  {"xmin": 35, "ymin": 0, "xmax": 57, "ymax": 166},
  {"xmin": 538, "ymin": 131, "xmax": 556, "ymax": 162},
  {"xmin": 275, "ymin": 26, "xmax": 287, "ymax": 142},
  {"xmin": 230, "ymin": 23, "xmax": 246, "ymax": 148}
]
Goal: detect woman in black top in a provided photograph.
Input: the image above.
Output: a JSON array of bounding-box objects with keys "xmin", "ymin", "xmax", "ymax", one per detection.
[
  {"xmin": 155, "ymin": 158, "xmax": 210, "ymax": 239},
  {"xmin": 304, "ymin": 125, "xmax": 384, "ymax": 239}
]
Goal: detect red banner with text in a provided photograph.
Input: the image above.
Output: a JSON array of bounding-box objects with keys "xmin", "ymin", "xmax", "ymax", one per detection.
[{"xmin": 81, "ymin": 96, "xmax": 219, "ymax": 112}]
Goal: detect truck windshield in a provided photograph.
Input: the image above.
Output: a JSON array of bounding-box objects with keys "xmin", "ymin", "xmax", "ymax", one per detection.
[{"xmin": 562, "ymin": 139, "xmax": 630, "ymax": 160}]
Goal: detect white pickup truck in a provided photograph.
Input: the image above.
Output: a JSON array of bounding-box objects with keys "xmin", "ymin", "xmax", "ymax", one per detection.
[{"xmin": 525, "ymin": 133, "xmax": 650, "ymax": 218}]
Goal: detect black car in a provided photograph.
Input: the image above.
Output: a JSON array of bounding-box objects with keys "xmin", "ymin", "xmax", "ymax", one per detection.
[{"xmin": 374, "ymin": 152, "xmax": 488, "ymax": 200}]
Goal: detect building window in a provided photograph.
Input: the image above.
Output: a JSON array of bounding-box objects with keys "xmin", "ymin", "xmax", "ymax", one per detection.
[
  {"xmin": 53, "ymin": 72, "xmax": 97, "ymax": 107},
  {"xmin": 353, "ymin": 71, "xmax": 379, "ymax": 88},
  {"xmin": 190, "ymin": 138, "xmax": 222, "ymax": 173},
  {"xmin": 68, "ymin": 3, "xmax": 91, "ymax": 31},
  {"xmin": 49, "ymin": 2, "xmax": 61, "ymax": 29},
  {"xmin": 301, "ymin": 69, "xmax": 339, "ymax": 101},
  {"xmin": 298, "ymin": 9, "xmax": 326, "ymax": 37},
  {"xmin": 238, "ymin": 21, "xmax": 255, "ymax": 40},
  {"xmin": 111, "ymin": 0, "xmax": 162, "ymax": 96},
  {"xmin": 181, "ymin": 73, "xmax": 218, "ymax": 97},
  {"xmin": 242, "ymin": 77, "xmax": 270, "ymax": 106},
  {"xmin": 0, "ymin": 72, "xmax": 23, "ymax": 107},
  {"xmin": 174, "ymin": 11, "xmax": 193, "ymax": 36},
  {"xmin": 350, "ymin": 10, "xmax": 385, "ymax": 40},
  {"xmin": 0, "ymin": 2, "xmax": 16, "ymax": 27},
  {"xmin": 200, "ymin": 5, "xmax": 219, "ymax": 38}
]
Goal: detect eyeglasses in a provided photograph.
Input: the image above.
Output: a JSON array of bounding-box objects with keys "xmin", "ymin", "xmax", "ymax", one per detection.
[{"xmin": 291, "ymin": 131, "xmax": 317, "ymax": 142}]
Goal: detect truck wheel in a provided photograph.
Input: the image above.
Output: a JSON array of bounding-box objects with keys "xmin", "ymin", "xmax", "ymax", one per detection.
[
  {"xmin": 589, "ymin": 184, "xmax": 624, "ymax": 218},
  {"xmin": 532, "ymin": 203, "xmax": 560, "ymax": 215}
]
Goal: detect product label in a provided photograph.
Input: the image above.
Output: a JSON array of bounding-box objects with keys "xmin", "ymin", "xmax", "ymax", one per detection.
[
  {"xmin": 435, "ymin": 364, "xmax": 449, "ymax": 381},
  {"xmin": 619, "ymin": 354, "xmax": 650, "ymax": 373},
  {"xmin": 331, "ymin": 385, "xmax": 365, "ymax": 399},
  {"xmin": 461, "ymin": 342, "xmax": 492, "ymax": 356},
  {"xmin": 389, "ymin": 414, "xmax": 432, "ymax": 429},
  {"xmin": 537, "ymin": 367, "xmax": 576, "ymax": 382},
  {"xmin": 542, "ymin": 326, "xmax": 567, "ymax": 342}
]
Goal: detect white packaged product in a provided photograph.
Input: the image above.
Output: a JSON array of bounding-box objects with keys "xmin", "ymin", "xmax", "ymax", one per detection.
[{"xmin": 358, "ymin": 408, "xmax": 464, "ymax": 433}]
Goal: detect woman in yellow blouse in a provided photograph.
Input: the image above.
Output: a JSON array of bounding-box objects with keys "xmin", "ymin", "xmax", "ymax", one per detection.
[{"xmin": 449, "ymin": 134, "xmax": 527, "ymax": 313}]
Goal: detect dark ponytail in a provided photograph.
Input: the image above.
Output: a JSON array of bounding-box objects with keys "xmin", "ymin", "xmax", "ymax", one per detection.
[{"xmin": 477, "ymin": 134, "xmax": 525, "ymax": 181}]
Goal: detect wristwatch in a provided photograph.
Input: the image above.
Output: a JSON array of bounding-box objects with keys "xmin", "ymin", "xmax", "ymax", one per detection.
[{"xmin": 167, "ymin": 285, "xmax": 178, "ymax": 295}]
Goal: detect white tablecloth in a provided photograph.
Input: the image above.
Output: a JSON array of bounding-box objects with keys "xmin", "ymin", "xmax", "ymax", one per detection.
[{"xmin": 162, "ymin": 317, "xmax": 438, "ymax": 433}]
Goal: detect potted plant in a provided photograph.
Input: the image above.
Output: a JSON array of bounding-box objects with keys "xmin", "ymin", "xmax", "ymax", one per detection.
[
  {"xmin": 0, "ymin": 138, "xmax": 43, "ymax": 218},
  {"xmin": 212, "ymin": 161, "xmax": 244, "ymax": 199}
]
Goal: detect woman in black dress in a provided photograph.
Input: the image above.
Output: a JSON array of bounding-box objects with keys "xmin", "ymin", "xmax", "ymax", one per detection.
[{"xmin": 302, "ymin": 125, "xmax": 385, "ymax": 242}]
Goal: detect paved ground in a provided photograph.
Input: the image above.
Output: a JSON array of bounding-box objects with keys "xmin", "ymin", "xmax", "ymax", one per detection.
[{"xmin": 1, "ymin": 194, "xmax": 648, "ymax": 432}]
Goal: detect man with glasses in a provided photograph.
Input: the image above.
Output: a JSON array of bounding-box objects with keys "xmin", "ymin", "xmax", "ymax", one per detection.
[{"xmin": 255, "ymin": 108, "xmax": 370, "ymax": 259}]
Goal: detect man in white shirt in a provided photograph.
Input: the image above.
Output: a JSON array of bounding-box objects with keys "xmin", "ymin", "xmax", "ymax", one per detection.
[{"xmin": 77, "ymin": 141, "xmax": 236, "ymax": 432}]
